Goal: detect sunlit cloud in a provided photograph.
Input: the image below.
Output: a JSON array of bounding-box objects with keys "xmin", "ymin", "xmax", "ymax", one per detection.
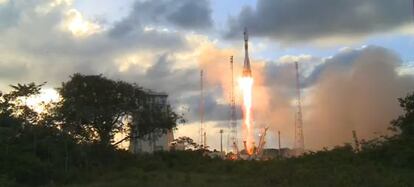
[
  {"xmin": 26, "ymin": 88, "xmax": 61, "ymax": 113},
  {"xmin": 0, "ymin": 0, "xmax": 8, "ymax": 5},
  {"xmin": 397, "ymin": 62, "xmax": 414, "ymax": 76},
  {"xmin": 278, "ymin": 54, "xmax": 315, "ymax": 64},
  {"xmin": 61, "ymin": 9, "xmax": 102, "ymax": 37},
  {"xmin": 396, "ymin": 24, "xmax": 414, "ymax": 35},
  {"xmin": 170, "ymin": 34, "xmax": 214, "ymax": 70},
  {"xmin": 35, "ymin": 0, "xmax": 73, "ymax": 14},
  {"xmin": 143, "ymin": 26, "xmax": 173, "ymax": 33},
  {"xmin": 115, "ymin": 52, "xmax": 157, "ymax": 73}
]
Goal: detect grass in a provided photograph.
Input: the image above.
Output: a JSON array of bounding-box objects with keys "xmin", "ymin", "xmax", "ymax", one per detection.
[{"xmin": 55, "ymin": 149, "xmax": 414, "ymax": 187}]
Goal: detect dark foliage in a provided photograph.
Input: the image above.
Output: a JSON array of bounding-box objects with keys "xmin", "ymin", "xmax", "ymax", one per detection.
[
  {"xmin": 0, "ymin": 81, "xmax": 413, "ymax": 186},
  {"xmin": 55, "ymin": 74, "xmax": 180, "ymax": 146},
  {"xmin": 56, "ymin": 74, "xmax": 146, "ymax": 145}
]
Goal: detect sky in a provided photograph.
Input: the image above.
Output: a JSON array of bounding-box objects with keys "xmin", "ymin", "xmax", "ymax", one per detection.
[{"xmin": 1, "ymin": 0, "xmax": 414, "ymax": 151}]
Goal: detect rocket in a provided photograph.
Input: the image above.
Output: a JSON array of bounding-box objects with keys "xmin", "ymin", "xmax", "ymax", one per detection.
[{"xmin": 242, "ymin": 28, "xmax": 252, "ymax": 77}]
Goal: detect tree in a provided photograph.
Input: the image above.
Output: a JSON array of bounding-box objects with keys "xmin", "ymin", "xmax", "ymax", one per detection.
[
  {"xmin": 56, "ymin": 73, "xmax": 181, "ymax": 147},
  {"xmin": 132, "ymin": 103, "xmax": 183, "ymax": 139},
  {"xmin": 171, "ymin": 136, "xmax": 199, "ymax": 150},
  {"xmin": 0, "ymin": 82, "xmax": 44, "ymax": 127},
  {"xmin": 56, "ymin": 74, "xmax": 144, "ymax": 146},
  {"xmin": 391, "ymin": 92, "xmax": 414, "ymax": 139}
]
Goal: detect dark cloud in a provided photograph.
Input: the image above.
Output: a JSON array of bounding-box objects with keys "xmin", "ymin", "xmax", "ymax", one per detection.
[
  {"xmin": 117, "ymin": 54, "xmax": 199, "ymax": 95},
  {"xmin": 179, "ymin": 89, "xmax": 231, "ymax": 123},
  {"xmin": 226, "ymin": 0, "xmax": 411, "ymax": 42},
  {"xmin": 0, "ymin": 61, "xmax": 29, "ymax": 81},
  {"xmin": 109, "ymin": 0, "xmax": 212, "ymax": 38},
  {"xmin": 167, "ymin": 0, "xmax": 213, "ymax": 29}
]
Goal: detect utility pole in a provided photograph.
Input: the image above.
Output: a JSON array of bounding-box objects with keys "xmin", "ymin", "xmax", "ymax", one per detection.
[
  {"xmin": 278, "ymin": 130, "xmax": 281, "ymax": 150},
  {"xmin": 203, "ymin": 132, "xmax": 207, "ymax": 149},
  {"xmin": 220, "ymin": 129, "xmax": 224, "ymax": 153}
]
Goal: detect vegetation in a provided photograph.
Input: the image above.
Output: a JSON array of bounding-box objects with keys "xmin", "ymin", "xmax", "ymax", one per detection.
[
  {"xmin": 171, "ymin": 136, "xmax": 200, "ymax": 150},
  {"xmin": 0, "ymin": 75, "xmax": 413, "ymax": 187},
  {"xmin": 56, "ymin": 74, "xmax": 180, "ymax": 146}
]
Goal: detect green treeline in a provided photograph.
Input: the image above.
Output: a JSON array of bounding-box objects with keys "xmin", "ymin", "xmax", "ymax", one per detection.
[
  {"xmin": 0, "ymin": 74, "xmax": 181, "ymax": 186},
  {"xmin": 0, "ymin": 74, "xmax": 414, "ymax": 187}
]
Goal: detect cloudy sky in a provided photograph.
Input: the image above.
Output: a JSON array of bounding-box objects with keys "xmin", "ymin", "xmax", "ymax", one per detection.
[{"xmin": 1, "ymin": 0, "xmax": 414, "ymax": 150}]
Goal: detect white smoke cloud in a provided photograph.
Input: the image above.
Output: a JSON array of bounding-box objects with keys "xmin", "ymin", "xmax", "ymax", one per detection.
[{"xmin": 259, "ymin": 46, "xmax": 414, "ymax": 150}]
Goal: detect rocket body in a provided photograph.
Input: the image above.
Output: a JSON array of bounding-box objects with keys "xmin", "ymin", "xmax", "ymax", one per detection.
[{"xmin": 242, "ymin": 29, "xmax": 252, "ymax": 77}]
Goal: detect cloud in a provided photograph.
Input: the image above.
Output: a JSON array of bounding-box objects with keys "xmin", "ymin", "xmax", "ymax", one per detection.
[
  {"xmin": 166, "ymin": 0, "xmax": 213, "ymax": 29},
  {"xmin": 0, "ymin": 1, "xmax": 22, "ymax": 30},
  {"xmin": 278, "ymin": 55, "xmax": 315, "ymax": 64},
  {"xmin": 108, "ymin": 0, "xmax": 212, "ymax": 38},
  {"xmin": 0, "ymin": 0, "xmax": 73, "ymax": 32},
  {"xmin": 258, "ymin": 46, "xmax": 414, "ymax": 150},
  {"xmin": 0, "ymin": 1, "xmax": 216, "ymax": 126},
  {"xmin": 0, "ymin": 0, "xmax": 189, "ymax": 89},
  {"xmin": 226, "ymin": 0, "xmax": 412, "ymax": 44},
  {"xmin": 304, "ymin": 46, "xmax": 414, "ymax": 149},
  {"xmin": 61, "ymin": 9, "xmax": 102, "ymax": 37},
  {"xmin": 35, "ymin": 0, "xmax": 73, "ymax": 14},
  {"xmin": 108, "ymin": 36, "xmax": 238, "ymax": 123}
]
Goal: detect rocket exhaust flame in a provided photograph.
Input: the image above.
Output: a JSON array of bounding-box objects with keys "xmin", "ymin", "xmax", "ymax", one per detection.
[
  {"xmin": 239, "ymin": 76, "xmax": 254, "ymax": 154},
  {"xmin": 240, "ymin": 28, "xmax": 254, "ymax": 155}
]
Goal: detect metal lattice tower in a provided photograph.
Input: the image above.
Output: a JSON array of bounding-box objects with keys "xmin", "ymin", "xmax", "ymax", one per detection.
[
  {"xmin": 294, "ymin": 61, "xmax": 305, "ymax": 155},
  {"xmin": 228, "ymin": 56, "xmax": 238, "ymax": 151},
  {"xmin": 199, "ymin": 70, "xmax": 205, "ymax": 147}
]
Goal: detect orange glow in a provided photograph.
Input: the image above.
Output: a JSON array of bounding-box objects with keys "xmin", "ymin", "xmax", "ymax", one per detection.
[{"xmin": 239, "ymin": 76, "xmax": 254, "ymax": 155}]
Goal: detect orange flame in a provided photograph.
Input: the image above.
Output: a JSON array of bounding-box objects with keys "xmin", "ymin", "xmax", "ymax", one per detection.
[{"xmin": 239, "ymin": 76, "xmax": 254, "ymax": 155}]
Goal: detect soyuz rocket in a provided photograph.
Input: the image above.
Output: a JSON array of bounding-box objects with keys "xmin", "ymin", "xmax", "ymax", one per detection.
[{"xmin": 242, "ymin": 28, "xmax": 252, "ymax": 77}]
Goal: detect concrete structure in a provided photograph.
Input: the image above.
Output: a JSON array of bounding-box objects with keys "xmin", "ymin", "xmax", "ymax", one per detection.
[
  {"xmin": 261, "ymin": 148, "xmax": 295, "ymax": 160},
  {"xmin": 129, "ymin": 130, "xmax": 174, "ymax": 153},
  {"xmin": 171, "ymin": 142, "xmax": 185, "ymax": 151},
  {"xmin": 129, "ymin": 91, "xmax": 174, "ymax": 154}
]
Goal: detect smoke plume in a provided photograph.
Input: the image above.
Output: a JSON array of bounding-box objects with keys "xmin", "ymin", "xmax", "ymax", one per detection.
[{"xmin": 304, "ymin": 46, "xmax": 414, "ymax": 149}]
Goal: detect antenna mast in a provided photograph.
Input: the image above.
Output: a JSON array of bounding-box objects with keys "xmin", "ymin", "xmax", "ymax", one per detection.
[{"xmin": 294, "ymin": 61, "xmax": 305, "ymax": 155}]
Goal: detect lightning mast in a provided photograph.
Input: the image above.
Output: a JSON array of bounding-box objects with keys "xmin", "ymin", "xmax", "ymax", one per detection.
[
  {"xmin": 294, "ymin": 61, "xmax": 305, "ymax": 155},
  {"xmin": 200, "ymin": 70, "xmax": 205, "ymax": 148},
  {"xmin": 352, "ymin": 130, "xmax": 360, "ymax": 152},
  {"xmin": 229, "ymin": 56, "xmax": 238, "ymax": 151}
]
